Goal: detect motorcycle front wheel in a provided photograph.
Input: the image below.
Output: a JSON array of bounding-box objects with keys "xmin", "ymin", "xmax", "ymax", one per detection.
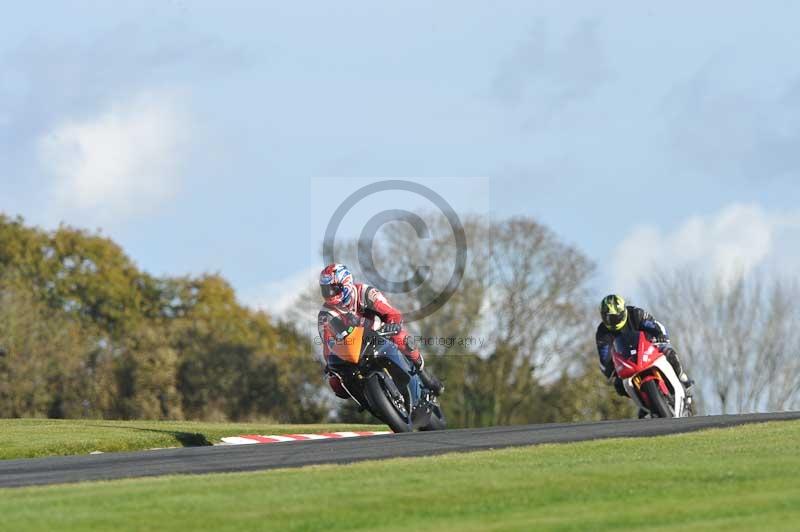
[
  {"xmin": 364, "ymin": 374, "xmax": 413, "ymax": 433},
  {"xmin": 641, "ymin": 379, "xmax": 674, "ymax": 418}
]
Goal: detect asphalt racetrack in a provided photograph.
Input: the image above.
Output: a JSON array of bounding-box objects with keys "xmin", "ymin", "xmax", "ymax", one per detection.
[{"xmin": 2, "ymin": 412, "xmax": 798, "ymax": 488}]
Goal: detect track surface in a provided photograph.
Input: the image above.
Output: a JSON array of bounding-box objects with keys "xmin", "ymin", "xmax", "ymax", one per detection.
[{"xmin": 1, "ymin": 412, "xmax": 798, "ymax": 489}]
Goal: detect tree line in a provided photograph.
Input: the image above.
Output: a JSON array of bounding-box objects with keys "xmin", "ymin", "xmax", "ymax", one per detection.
[
  {"xmin": 4, "ymin": 210, "xmax": 792, "ymax": 425},
  {"xmin": 0, "ymin": 215, "xmax": 323, "ymax": 422}
]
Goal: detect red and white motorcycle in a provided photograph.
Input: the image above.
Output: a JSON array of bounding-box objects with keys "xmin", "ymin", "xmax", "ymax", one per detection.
[{"xmin": 611, "ymin": 330, "xmax": 693, "ymax": 418}]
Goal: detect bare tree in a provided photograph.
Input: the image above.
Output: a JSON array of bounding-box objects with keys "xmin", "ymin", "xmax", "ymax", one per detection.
[{"xmin": 643, "ymin": 271, "xmax": 800, "ymax": 414}]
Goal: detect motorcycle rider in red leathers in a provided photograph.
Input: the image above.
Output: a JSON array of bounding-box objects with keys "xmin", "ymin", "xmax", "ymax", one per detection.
[{"xmin": 317, "ymin": 263, "xmax": 444, "ymax": 399}]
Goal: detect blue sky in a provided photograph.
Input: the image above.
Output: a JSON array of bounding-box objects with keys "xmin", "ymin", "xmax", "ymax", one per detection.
[{"xmin": 2, "ymin": 2, "xmax": 799, "ymax": 315}]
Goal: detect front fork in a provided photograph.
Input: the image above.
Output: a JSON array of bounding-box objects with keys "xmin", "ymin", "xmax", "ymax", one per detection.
[{"xmin": 622, "ymin": 375, "xmax": 649, "ymax": 413}]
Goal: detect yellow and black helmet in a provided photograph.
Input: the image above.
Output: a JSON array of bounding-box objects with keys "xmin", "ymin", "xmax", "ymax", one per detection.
[{"xmin": 600, "ymin": 294, "xmax": 628, "ymax": 331}]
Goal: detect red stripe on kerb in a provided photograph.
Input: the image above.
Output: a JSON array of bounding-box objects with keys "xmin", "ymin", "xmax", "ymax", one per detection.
[
  {"xmin": 283, "ymin": 434, "xmax": 314, "ymax": 440},
  {"xmin": 317, "ymin": 433, "xmax": 346, "ymax": 438},
  {"xmin": 240, "ymin": 435, "xmax": 284, "ymax": 443}
]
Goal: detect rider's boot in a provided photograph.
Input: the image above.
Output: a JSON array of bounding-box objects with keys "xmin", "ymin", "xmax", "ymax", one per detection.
[
  {"xmin": 410, "ymin": 354, "xmax": 444, "ymax": 396},
  {"xmin": 419, "ymin": 368, "xmax": 444, "ymax": 396},
  {"xmin": 664, "ymin": 346, "xmax": 694, "ymax": 397},
  {"xmin": 679, "ymin": 374, "xmax": 695, "ymax": 398}
]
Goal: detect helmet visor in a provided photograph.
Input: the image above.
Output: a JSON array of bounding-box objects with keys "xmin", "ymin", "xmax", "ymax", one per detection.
[
  {"xmin": 320, "ymin": 283, "xmax": 343, "ymax": 300},
  {"xmin": 604, "ymin": 311, "xmax": 626, "ymax": 330}
]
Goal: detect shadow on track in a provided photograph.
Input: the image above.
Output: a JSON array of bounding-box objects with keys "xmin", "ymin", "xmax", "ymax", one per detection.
[{"xmin": 83, "ymin": 424, "xmax": 212, "ymax": 447}]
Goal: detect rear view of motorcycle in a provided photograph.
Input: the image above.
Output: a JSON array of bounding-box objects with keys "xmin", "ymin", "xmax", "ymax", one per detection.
[
  {"xmin": 325, "ymin": 314, "xmax": 446, "ymax": 433},
  {"xmin": 611, "ymin": 330, "xmax": 694, "ymax": 418}
]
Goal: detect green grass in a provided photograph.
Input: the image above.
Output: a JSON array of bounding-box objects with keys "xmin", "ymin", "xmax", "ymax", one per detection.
[
  {"xmin": 0, "ymin": 418, "xmax": 385, "ymax": 460},
  {"xmin": 1, "ymin": 420, "xmax": 798, "ymax": 531}
]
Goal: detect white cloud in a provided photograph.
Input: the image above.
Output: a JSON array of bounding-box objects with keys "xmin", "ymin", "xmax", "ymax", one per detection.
[
  {"xmin": 38, "ymin": 90, "xmax": 187, "ymax": 224},
  {"xmin": 612, "ymin": 203, "xmax": 799, "ymax": 297}
]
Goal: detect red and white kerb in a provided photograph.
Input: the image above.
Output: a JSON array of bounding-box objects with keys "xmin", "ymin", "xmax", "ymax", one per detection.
[{"xmin": 220, "ymin": 431, "xmax": 392, "ymax": 445}]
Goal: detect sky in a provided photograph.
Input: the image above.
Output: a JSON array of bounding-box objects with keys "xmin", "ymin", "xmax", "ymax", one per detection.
[{"xmin": 2, "ymin": 1, "xmax": 799, "ymax": 317}]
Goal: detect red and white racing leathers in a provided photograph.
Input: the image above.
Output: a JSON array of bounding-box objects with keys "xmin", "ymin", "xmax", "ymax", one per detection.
[{"xmin": 318, "ymin": 283, "xmax": 420, "ymax": 398}]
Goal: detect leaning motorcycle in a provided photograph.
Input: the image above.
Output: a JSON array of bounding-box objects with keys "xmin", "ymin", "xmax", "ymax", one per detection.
[
  {"xmin": 611, "ymin": 330, "xmax": 693, "ymax": 418},
  {"xmin": 325, "ymin": 314, "xmax": 446, "ymax": 433}
]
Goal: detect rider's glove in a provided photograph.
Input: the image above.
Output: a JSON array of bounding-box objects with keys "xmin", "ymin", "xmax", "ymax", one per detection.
[
  {"xmin": 382, "ymin": 322, "xmax": 402, "ymax": 336},
  {"xmin": 654, "ymin": 335, "xmax": 669, "ymax": 344}
]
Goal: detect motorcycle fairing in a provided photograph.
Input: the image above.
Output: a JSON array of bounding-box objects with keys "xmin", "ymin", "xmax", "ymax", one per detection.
[
  {"xmin": 373, "ymin": 339, "xmax": 423, "ymax": 408},
  {"xmin": 613, "ymin": 330, "xmax": 665, "ymax": 379},
  {"xmin": 327, "ymin": 328, "xmax": 426, "ymax": 417},
  {"xmin": 621, "ymin": 356, "xmax": 687, "ymax": 417},
  {"xmin": 330, "ymin": 325, "xmax": 365, "ymax": 364}
]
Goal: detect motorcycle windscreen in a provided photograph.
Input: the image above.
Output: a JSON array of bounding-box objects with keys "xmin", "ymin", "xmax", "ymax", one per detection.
[
  {"xmin": 330, "ymin": 326, "xmax": 365, "ymax": 364},
  {"xmin": 613, "ymin": 329, "xmax": 641, "ymax": 361},
  {"xmin": 612, "ymin": 329, "xmax": 645, "ymax": 378}
]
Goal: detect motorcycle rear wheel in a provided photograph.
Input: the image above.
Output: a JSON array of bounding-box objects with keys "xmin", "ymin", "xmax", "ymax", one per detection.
[
  {"xmin": 642, "ymin": 380, "xmax": 674, "ymax": 418},
  {"xmin": 365, "ymin": 374, "xmax": 413, "ymax": 433}
]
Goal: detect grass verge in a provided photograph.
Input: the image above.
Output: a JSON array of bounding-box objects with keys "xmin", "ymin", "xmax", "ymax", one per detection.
[
  {"xmin": 0, "ymin": 418, "xmax": 385, "ymax": 460},
  {"xmin": 1, "ymin": 420, "xmax": 798, "ymax": 531}
]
